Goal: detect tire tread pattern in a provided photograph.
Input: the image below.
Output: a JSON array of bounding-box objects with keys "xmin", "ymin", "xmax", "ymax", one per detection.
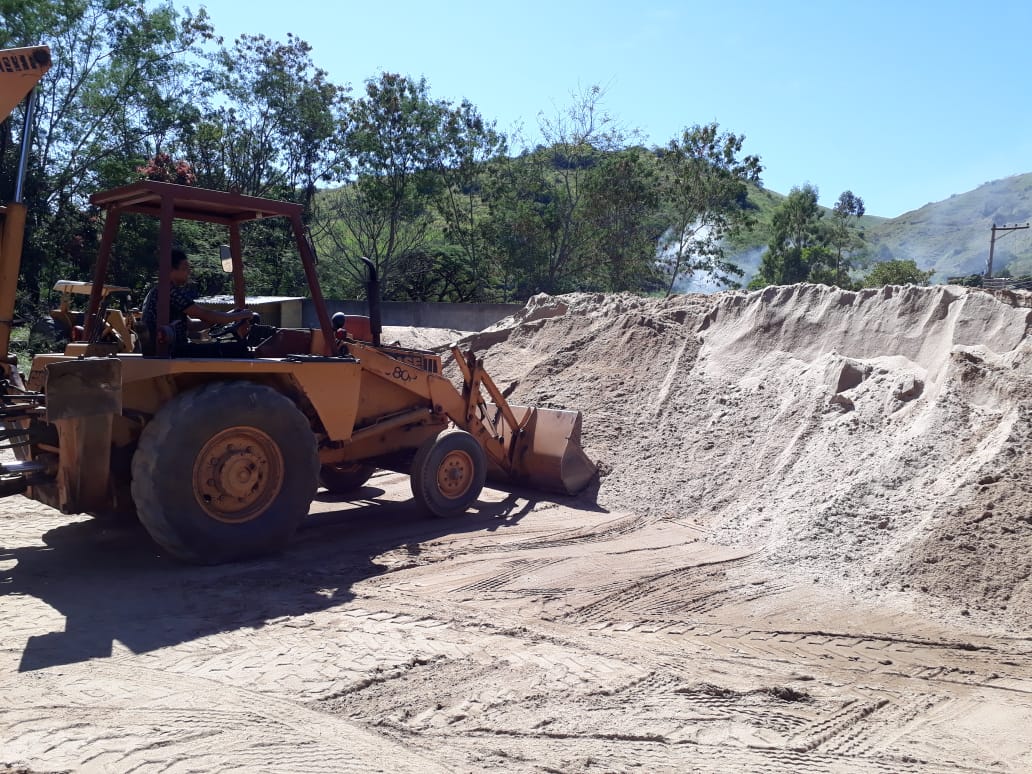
[
  {"xmin": 131, "ymin": 381, "xmax": 318, "ymax": 564},
  {"xmin": 410, "ymin": 428, "xmax": 487, "ymax": 518}
]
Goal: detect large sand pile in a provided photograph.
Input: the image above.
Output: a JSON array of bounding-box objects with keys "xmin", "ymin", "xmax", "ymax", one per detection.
[{"xmin": 451, "ymin": 284, "xmax": 1032, "ymax": 633}]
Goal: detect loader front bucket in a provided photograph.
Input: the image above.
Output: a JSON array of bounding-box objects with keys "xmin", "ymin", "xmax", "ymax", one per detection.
[{"xmin": 495, "ymin": 404, "xmax": 596, "ymax": 495}]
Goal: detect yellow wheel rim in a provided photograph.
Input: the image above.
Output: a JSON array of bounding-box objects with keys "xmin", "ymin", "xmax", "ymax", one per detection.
[
  {"xmin": 193, "ymin": 427, "xmax": 284, "ymax": 523},
  {"xmin": 436, "ymin": 449, "xmax": 474, "ymax": 499}
]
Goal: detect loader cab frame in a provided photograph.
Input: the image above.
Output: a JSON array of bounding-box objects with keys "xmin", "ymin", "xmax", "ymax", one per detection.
[{"xmin": 83, "ymin": 181, "xmax": 336, "ymax": 358}]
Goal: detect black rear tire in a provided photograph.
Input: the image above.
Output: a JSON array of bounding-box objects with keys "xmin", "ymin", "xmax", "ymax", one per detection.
[
  {"xmin": 131, "ymin": 381, "xmax": 318, "ymax": 564},
  {"xmin": 410, "ymin": 428, "xmax": 486, "ymax": 518},
  {"xmin": 319, "ymin": 462, "xmax": 376, "ymax": 494}
]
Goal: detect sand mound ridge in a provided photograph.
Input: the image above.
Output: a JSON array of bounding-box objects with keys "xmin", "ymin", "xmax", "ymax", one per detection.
[{"xmin": 457, "ymin": 284, "xmax": 1032, "ymax": 632}]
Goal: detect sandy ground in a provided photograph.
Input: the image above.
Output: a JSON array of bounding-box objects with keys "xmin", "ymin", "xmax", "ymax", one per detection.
[{"xmin": 2, "ymin": 285, "xmax": 1032, "ymax": 772}]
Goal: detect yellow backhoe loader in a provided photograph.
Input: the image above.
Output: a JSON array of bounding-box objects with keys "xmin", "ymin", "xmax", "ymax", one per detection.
[
  {"xmin": 0, "ymin": 46, "xmax": 595, "ymax": 563},
  {"xmin": 32, "ymin": 280, "xmax": 139, "ymax": 352}
]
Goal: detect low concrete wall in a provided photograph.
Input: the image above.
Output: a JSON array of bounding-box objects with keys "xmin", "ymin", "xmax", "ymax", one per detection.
[{"xmin": 304, "ymin": 300, "xmax": 523, "ymax": 331}]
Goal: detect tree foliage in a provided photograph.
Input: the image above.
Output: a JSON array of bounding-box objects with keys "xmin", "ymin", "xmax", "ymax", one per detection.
[
  {"xmin": 0, "ymin": 0, "xmax": 215, "ymax": 308},
  {"xmin": 310, "ymin": 72, "xmax": 504, "ymax": 300},
  {"xmin": 752, "ymin": 185, "xmax": 870, "ymax": 289},
  {"xmin": 479, "ymin": 86, "xmax": 627, "ymax": 296},
  {"xmin": 6, "ymin": 3, "xmax": 924, "ymax": 319},
  {"xmin": 755, "ymin": 184, "xmax": 823, "ymax": 286},
  {"xmin": 657, "ymin": 123, "xmax": 762, "ymax": 295},
  {"xmin": 861, "ymin": 259, "xmax": 934, "ymax": 287},
  {"xmin": 477, "ymin": 86, "xmax": 695, "ymax": 298},
  {"xmin": 582, "ymin": 146, "xmax": 665, "ymax": 291},
  {"xmin": 433, "ymin": 100, "xmax": 507, "ymax": 300},
  {"xmin": 824, "ymin": 189, "xmax": 866, "ymax": 285},
  {"xmin": 188, "ymin": 33, "xmax": 349, "ymax": 206}
]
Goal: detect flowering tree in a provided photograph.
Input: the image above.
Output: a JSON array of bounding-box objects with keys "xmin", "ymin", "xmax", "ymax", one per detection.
[{"xmin": 137, "ymin": 153, "xmax": 196, "ymax": 185}]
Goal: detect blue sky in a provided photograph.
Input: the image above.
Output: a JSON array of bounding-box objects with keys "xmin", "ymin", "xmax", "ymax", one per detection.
[{"xmin": 192, "ymin": 0, "xmax": 1032, "ymax": 219}]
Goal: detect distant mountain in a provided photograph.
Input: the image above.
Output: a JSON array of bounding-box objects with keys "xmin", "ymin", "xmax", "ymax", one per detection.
[
  {"xmin": 716, "ymin": 174, "xmax": 1032, "ymax": 288},
  {"xmin": 864, "ymin": 173, "xmax": 1032, "ymax": 280}
]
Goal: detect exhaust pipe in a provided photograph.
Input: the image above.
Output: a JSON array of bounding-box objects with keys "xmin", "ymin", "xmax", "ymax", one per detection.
[{"xmin": 360, "ymin": 257, "xmax": 382, "ymax": 347}]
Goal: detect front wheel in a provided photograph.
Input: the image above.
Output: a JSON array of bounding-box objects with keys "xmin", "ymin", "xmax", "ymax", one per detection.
[
  {"xmin": 410, "ymin": 428, "xmax": 486, "ymax": 518},
  {"xmin": 131, "ymin": 381, "xmax": 318, "ymax": 564}
]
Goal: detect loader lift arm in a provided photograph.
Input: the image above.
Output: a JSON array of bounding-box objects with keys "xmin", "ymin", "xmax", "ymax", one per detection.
[
  {"xmin": 342, "ymin": 338, "xmax": 596, "ymax": 495},
  {"xmin": 0, "ymin": 45, "xmax": 53, "ymax": 495},
  {"xmin": 454, "ymin": 346, "xmax": 527, "ymax": 470},
  {"xmin": 448, "ymin": 346, "xmax": 596, "ymax": 494},
  {"xmin": 0, "ymin": 46, "xmax": 52, "ymax": 369}
]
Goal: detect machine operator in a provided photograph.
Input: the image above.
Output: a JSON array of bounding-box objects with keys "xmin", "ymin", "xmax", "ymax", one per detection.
[{"xmin": 140, "ymin": 248, "xmax": 253, "ymax": 353}]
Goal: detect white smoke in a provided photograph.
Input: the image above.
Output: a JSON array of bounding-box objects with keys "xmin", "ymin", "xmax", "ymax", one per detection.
[{"xmin": 657, "ymin": 223, "xmax": 766, "ymax": 293}]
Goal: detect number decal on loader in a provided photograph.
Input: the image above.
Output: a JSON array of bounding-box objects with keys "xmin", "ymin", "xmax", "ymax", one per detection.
[{"xmin": 391, "ymin": 366, "xmax": 415, "ymax": 382}]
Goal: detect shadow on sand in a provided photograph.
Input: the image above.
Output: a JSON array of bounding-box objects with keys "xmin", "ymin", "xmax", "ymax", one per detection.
[{"xmin": 1, "ymin": 481, "xmax": 601, "ymax": 673}]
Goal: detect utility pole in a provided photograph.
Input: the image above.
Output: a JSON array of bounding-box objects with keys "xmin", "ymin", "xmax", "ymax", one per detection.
[{"xmin": 986, "ymin": 222, "xmax": 1030, "ymax": 278}]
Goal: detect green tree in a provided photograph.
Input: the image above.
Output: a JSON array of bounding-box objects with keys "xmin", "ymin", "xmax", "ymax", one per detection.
[
  {"xmin": 189, "ymin": 33, "xmax": 349, "ymax": 208},
  {"xmin": 179, "ymin": 33, "xmax": 351, "ymax": 295},
  {"xmin": 799, "ymin": 245, "xmax": 854, "ymax": 287},
  {"xmin": 861, "ymin": 259, "xmax": 934, "ymax": 287},
  {"xmin": 479, "ymin": 149, "xmax": 557, "ymax": 299},
  {"xmin": 480, "ymin": 85, "xmax": 631, "ymax": 297},
  {"xmin": 0, "ymin": 0, "xmax": 215, "ymax": 310},
  {"xmin": 754, "ymin": 183, "xmax": 824, "ymax": 287},
  {"xmin": 531, "ymin": 85, "xmax": 625, "ymax": 291},
  {"xmin": 657, "ymin": 123, "xmax": 762, "ymax": 295},
  {"xmin": 392, "ymin": 244, "xmax": 474, "ymax": 302},
  {"xmin": 582, "ymin": 146, "xmax": 664, "ymax": 291},
  {"xmin": 433, "ymin": 100, "xmax": 507, "ymax": 300},
  {"xmin": 312, "ymin": 73, "xmax": 452, "ymax": 298},
  {"xmin": 823, "ymin": 189, "xmax": 866, "ymax": 286}
]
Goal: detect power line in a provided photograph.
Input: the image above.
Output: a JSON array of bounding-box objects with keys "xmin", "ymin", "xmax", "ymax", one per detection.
[{"xmin": 985, "ymin": 222, "xmax": 1030, "ymax": 278}]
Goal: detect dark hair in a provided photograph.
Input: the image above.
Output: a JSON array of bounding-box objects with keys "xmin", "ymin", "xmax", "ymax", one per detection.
[{"xmin": 171, "ymin": 248, "xmax": 188, "ymax": 269}]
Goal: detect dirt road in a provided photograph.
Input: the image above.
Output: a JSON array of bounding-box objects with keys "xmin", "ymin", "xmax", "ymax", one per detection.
[
  {"xmin": 3, "ymin": 471, "xmax": 1030, "ymax": 772},
  {"xmin": 5, "ymin": 289, "xmax": 1032, "ymax": 772}
]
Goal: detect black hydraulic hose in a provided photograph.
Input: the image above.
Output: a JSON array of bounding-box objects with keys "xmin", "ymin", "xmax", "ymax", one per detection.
[
  {"xmin": 14, "ymin": 48, "xmax": 50, "ymax": 203},
  {"xmin": 14, "ymin": 88, "xmax": 38, "ymax": 203}
]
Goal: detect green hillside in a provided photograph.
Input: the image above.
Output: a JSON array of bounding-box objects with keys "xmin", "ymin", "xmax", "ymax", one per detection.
[
  {"xmin": 723, "ymin": 175, "xmax": 1032, "ymax": 285},
  {"xmin": 863, "ymin": 173, "xmax": 1032, "ymax": 280},
  {"xmin": 721, "ymin": 187, "xmax": 888, "ymax": 286}
]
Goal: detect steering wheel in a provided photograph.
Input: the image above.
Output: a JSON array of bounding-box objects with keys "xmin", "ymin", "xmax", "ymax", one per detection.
[{"xmin": 208, "ymin": 314, "xmax": 252, "ymax": 342}]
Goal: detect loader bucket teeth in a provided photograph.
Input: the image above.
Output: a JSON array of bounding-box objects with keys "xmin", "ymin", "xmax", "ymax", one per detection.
[{"xmin": 504, "ymin": 405, "xmax": 596, "ymax": 495}]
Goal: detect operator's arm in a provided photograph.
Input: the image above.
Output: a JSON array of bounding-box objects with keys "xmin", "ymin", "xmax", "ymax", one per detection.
[{"xmin": 183, "ymin": 304, "xmax": 252, "ymax": 327}]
